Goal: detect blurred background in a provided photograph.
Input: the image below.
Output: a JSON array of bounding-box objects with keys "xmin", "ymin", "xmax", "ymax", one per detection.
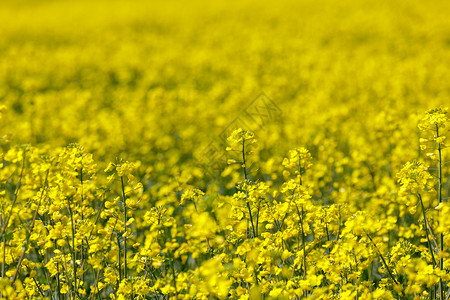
[{"xmin": 1, "ymin": 0, "xmax": 450, "ymax": 190}]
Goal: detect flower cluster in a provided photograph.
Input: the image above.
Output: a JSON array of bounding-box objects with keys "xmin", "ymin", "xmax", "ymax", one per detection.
[{"xmin": 397, "ymin": 160, "xmax": 431, "ymax": 195}]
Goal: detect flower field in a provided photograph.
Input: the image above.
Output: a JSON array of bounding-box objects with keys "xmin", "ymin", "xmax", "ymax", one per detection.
[{"xmin": 1, "ymin": 0, "xmax": 450, "ymax": 299}]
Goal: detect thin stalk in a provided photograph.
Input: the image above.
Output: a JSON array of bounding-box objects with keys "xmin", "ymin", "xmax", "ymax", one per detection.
[
  {"xmin": 365, "ymin": 231, "xmax": 399, "ymax": 285},
  {"xmin": 296, "ymin": 205, "xmax": 307, "ymax": 281},
  {"xmin": 353, "ymin": 251, "xmax": 359, "ymax": 300},
  {"xmin": 298, "ymin": 152, "xmax": 303, "ymax": 186},
  {"xmin": 117, "ymin": 234, "xmax": 122, "ymax": 283},
  {"xmin": 417, "ymin": 194, "xmax": 437, "ymax": 266},
  {"xmin": 67, "ymin": 197, "xmax": 77, "ymax": 296},
  {"xmin": 418, "ymin": 193, "xmax": 437, "ymax": 300},
  {"xmin": 169, "ymin": 251, "xmax": 179, "ymax": 300},
  {"xmin": 296, "ymin": 151, "xmax": 307, "ymax": 286},
  {"xmin": 61, "ymin": 249, "xmax": 73, "ymax": 299},
  {"xmin": 56, "ymin": 262, "xmax": 61, "ymax": 300},
  {"xmin": 246, "ymin": 201, "xmax": 256, "ymax": 238},
  {"xmin": 301, "ymin": 205, "xmax": 308, "ymax": 297},
  {"xmin": 336, "ymin": 205, "xmax": 341, "ymax": 241},
  {"xmin": 31, "ymin": 274, "xmax": 46, "ymax": 298},
  {"xmin": 41, "ymin": 247, "xmax": 54, "ymax": 297},
  {"xmin": 256, "ymin": 199, "xmax": 260, "ymax": 238},
  {"xmin": 242, "ymin": 139, "xmax": 256, "ymax": 238},
  {"xmin": 242, "ymin": 139, "xmax": 248, "ymax": 181},
  {"xmin": 2, "ymin": 235, "xmax": 5, "ymax": 281},
  {"xmin": 80, "ymin": 166, "xmax": 86, "ymax": 289},
  {"xmin": 121, "ymin": 175, "xmax": 128, "ymax": 279},
  {"xmin": 88, "ymin": 260, "xmax": 103, "ymax": 300},
  {"xmin": 301, "ymin": 206, "xmax": 307, "ymax": 281},
  {"xmin": 436, "ymin": 124, "xmax": 444, "ymax": 300},
  {"xmin": 254, "ymin": 267, "xmax": 260, "ymax": 286},
  {"xmin": 323, "ymin": 209, "xmax": 330, "ymax": 246}
]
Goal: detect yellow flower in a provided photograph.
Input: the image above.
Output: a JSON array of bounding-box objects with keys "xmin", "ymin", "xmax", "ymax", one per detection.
[
  {"xmin": 282, "ymin": 147, "xmax": 312, "ymax": 175},
  {"xmin": 418, "ymin": 107, "xmax": 449, "ymax": 131},
  {"xmin": 226, "ymin": 128, "xmax": 257, "ymax": 152},
  {"xmin": 397, "ymin": 161, "xmax": 431, "ymax": 194}
]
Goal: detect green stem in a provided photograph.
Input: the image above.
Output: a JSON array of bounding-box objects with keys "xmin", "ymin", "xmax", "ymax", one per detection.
[
  {"xmin": 242, "ymin": 139, "xmax": 256, "ymax": 238},
  {"xmin": 301, "ymin": 206, "xmax": 307, "ymax": 281},
  {"xmin": 365, "ymin": 231, "xmax": 399, "ymax": 285},
  {"xmin": 169, "ymin": 251, "xmax": 179, "ymax": 300},
  {"xmin": 67, "ymin": 197, "xmax": 77, "ymax": 296},
  {"xmin": 246, "ymin": 201, "xmax": 256, "ymax": 238},
  {"xmin": 56, "ymin": 262, "xmax": 61, "ymax": 300},
  {"xmin": 242, "ymin": 139, "xmax": 248, "ymax": 181},
  {"xmin": 418, "ymin": 193, "xmax": 438, "ymax": 300},
  {"xmin": 417, "ymin": 194, "xmax": 437, "ymax": 266},
  {"xmin": 117, "ymin": 234, "xmax": 122, "ymax": 283},
  {"xmin": 2, "ymin": 235, "xmax": 5, "ymax": 280},
  {"xmin": 296, "ymin": 205, "xmax": 307, "ymax": 281},
  {"xmin": 436, "ymin": 124, "xmax": 444, "ymax": 300},
  {"xmin": 121, "ymin": 176, "xmax": 128, "ymax": 280},
  {"xmin": 298, "ymin": 151, "xmax": 303, "ymax": 186},
  {"xmin": 80, "ymin": 166, "xmax": 86, "ymax": 290},
  {"xmin": 32, "ymin": 274, "xmax": 46, "ymax": 298}
]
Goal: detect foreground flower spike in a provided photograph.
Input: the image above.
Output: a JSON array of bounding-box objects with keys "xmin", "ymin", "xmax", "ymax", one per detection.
[
  {"xmin": 418, "ymin": 107, "xmax": 449, "ymax": 133},
  {"xmin": 226, "ymin": 128, "xmax": 257, "ymax": 152},
  {"xmin": 397, "ymin": 160, "xmax": 431, "ymax": 195},
  {"xmin": 227, "ymin": 128, "xmax": 260, "ymax": 240},
  {"xmin": 104, "ymin": 158, "xmax": 140, "ymax": 283},
  {"xmin": 397, "ymin": 160, "xmax": 439, "ymax": 279},
  {"xmin": 226, "ymin": 128, "xmax": 257, "ymax": 180},
  {"xmin": 283, "ymin": 147, "xmax": 312, "ymax": 185},
  {"xmin": 418, "ymin": 107, "xmax": 449, "ymax": 300}
]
